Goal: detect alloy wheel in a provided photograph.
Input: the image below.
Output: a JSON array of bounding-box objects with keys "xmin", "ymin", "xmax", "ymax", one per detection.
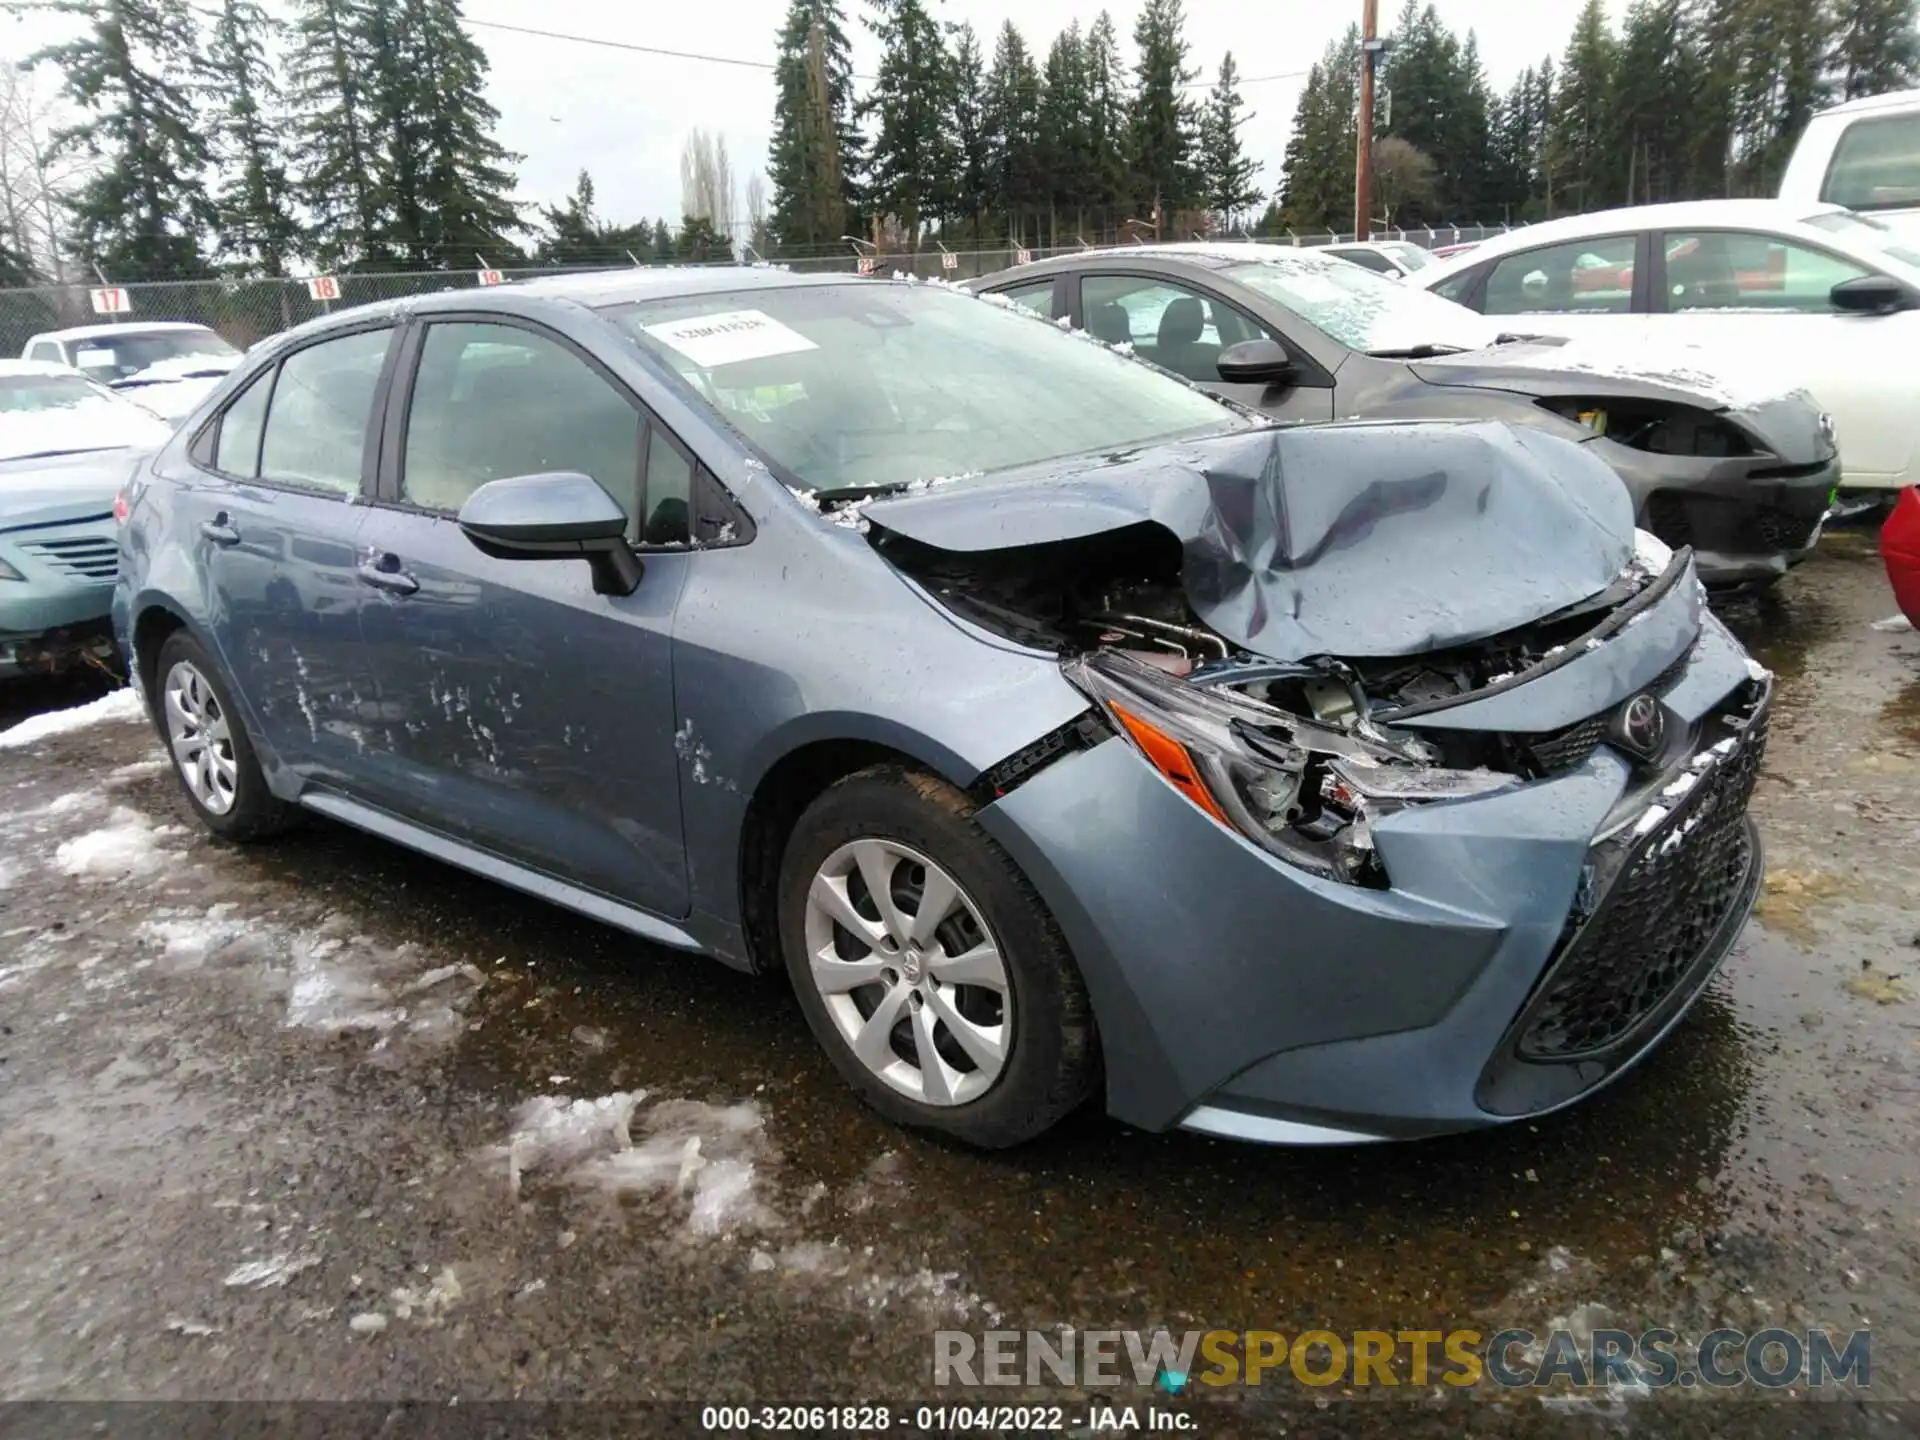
[
  {"xmin": 163, "ymin": 659, "xmax": 239, "ymax": 815},
  {"xmin": 801, "ymin": 837, "xmax": 1012, "ymax": 1107}
]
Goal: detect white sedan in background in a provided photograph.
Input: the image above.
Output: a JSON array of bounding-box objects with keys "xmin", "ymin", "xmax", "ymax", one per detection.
[
  {"xmin": 1414, "ymin": 200, "xmax": 1920, "ymax": 493},
  {"xmin": 21, "ymin": 321, "xmax": 241, "ymax": 424}
]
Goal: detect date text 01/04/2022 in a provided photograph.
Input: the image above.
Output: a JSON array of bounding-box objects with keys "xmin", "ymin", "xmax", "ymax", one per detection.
[{"xmin": 698, "ymin": 1404, "xmax": 1197, "ymax": 1431}]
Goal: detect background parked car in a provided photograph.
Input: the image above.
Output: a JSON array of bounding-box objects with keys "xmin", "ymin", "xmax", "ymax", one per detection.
[
  {"xmin": 1313, "ymin": 240, "xmax": 1438, "ymax": 279},
  {"xmin": 1414, "ymin": 200, "xmax": 1920, "ymax": 498},
  {"xmin": 116, "ymin": 270, "xmax": 1771, "ymax": 1149},
  {"xmin": 0, "ymin": 361, "xmax": 169, "ymax": 677},
  {"xmin": 22, "ymin": 321, "xmax": 241, "ymax": 424},
  {"xmin": 973, "ymin": 243, "xmax": 1837, "ymax": 586},
  {"xmin": 1883, "ymin": 488, "xmax": 1920, "ymax": 627},
  {"xmin": 1781, "ymin": 88, "xmax": 1920, "ymax": 242}
]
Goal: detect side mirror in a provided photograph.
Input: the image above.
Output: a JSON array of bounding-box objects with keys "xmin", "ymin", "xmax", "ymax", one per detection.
[
  {"xmin": 457, "ymin": 471, "xmax": 643, "ymax": 596},
  {"xmin": 1830, "ymin": 274, "xmax": 1907, "ymax": 315},
  {"xmin": 1216, "ymin": 337, "xmax": 1296, "ymax": 385}
]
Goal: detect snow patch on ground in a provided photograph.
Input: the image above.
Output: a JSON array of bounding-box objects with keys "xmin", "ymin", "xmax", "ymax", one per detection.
[
  {"xmin": 133, "ymin": 905, "xmax": 249, "ymax": 966},
  {"xmin": 106, "ymin": 756, "xmax": 170, "ymax": 782},
  {"xmin": 1871, "ymin": 613, "xmax": 1914, "ymax": 633},
  {"xmin": 223, "ymin": 1251, "xmax": 321, "ymax": 1288},
  {"xmin": 0, "ymin": 688, "xmax": 143, "ymax": 750},
  {"xmin": 486, "ymin": 1092, "xmax": 999, "ymax": 1320},
  {"xmin": 53, "ymin": 806, "xmax": 186, "ymax": 880}
]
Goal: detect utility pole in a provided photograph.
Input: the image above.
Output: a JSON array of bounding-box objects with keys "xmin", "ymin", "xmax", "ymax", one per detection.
[{"xmin": 1355, "ymin": 0, "xmax": 1382, "ymax": 241}]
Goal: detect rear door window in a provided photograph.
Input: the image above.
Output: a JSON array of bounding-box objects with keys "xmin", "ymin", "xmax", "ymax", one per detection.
[
  {"xmin": 1822, "ymin": 113, "xmax": 1920, "ymax": 212},
  {"xmin": 257, "ymin": 327, "xmax": 392, "ymax": 494},
  {"xmin": 1483, "ymin": 236, "xmax": 1638, "ymax": 315}
]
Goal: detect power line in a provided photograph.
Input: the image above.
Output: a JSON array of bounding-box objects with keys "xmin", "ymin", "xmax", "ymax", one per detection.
[{"xmin": 462, "ymin": 16, "xmax": 1310, "ymax": 89}]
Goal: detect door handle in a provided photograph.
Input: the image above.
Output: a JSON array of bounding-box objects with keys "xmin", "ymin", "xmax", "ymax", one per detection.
[
  {"xmin": 200, "ymin": 514, "xmax": 240, "ymax": 547},
  {"xmin": 356, "ymin": 559, "xmax": 419, "ymax": 596}
]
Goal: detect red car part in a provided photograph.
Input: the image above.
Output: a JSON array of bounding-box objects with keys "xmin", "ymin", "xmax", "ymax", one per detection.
[{"xmin": 1883, "ymin": 487, "xmax": 1920, "ymax": 627}]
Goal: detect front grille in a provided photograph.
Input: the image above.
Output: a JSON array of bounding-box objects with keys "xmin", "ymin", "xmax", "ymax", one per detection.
[
  {"xmin": 1645, "ymin": 493, "xmax": 1692, "ymax": 547},
  {"xmin": 1754, "ymin": 508, "xmax": 1821, "ymax": 551},
  {"xmin": 24, "ymin": 534, "xmax": 119, "ymax": 581},
  {"xmin": 1518, "ymin": 650, "xmax": 1690, "ymax": 774},
  {"xmin": 1514, "ymin": 696, "xmax": 1768, "ymax": 1060}
]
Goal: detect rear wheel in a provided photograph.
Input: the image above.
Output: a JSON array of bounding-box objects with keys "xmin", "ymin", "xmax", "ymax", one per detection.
[
  {"xmin": 777, "ymin": 765, "xmax": 1097, "ymax": 1148},
  {"xmin": 153, "ymin": 630, "xmax": 293, "ymax": 841}
]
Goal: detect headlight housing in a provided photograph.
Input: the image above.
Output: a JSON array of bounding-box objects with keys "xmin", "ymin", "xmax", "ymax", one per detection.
[
  {"xmin": 1065, "ymin": 651, "xmax": 1517, "ymax": 886},
  {"xmin": 0, "ymin": 556, "xmax": 23, "ymax": 582}
]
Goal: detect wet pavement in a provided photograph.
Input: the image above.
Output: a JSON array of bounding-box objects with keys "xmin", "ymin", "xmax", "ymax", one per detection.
[{"xmin": 0, "ymin": 534, "xmax": 1915, "ymax": 1435}]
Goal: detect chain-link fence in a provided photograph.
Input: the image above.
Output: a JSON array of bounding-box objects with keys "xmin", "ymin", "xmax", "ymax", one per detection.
[{"xmin": 0, "ymin": 224, "xmax": 1522, "ymax": 357}]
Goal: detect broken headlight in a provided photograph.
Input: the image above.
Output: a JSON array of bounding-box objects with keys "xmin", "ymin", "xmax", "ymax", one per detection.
[{"xmin": 1065, "ymin": 650, "xmax": 1518, "ymax": 887}]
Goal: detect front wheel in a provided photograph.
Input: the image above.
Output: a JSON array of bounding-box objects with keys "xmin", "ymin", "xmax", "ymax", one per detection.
[
  {"xmin": 777, "ymin": 765, "xmax": 1098, "ymax": 1148},
  {"xmin": 152, "ymin": 630, "xmax": 293, "ymax": 842}
]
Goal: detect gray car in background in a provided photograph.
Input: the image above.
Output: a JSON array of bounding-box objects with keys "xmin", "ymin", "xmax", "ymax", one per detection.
[
  {"xmin": 973, "ymin": 243, "xmax": 1838, "ymax": 586},
  {"xmin": 116, "ymin": 268, "xmax": 1770, "ymax": 1148}
]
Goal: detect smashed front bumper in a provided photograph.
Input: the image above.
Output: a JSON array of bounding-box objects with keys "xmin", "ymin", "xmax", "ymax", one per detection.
[
  {"xmin": 1620, "ymin": 447, "xmax": 1837, "ymax": 586},
  {"xmin": 977, "ymin": 569, "xmax": 1768, "ymax": 1142}
]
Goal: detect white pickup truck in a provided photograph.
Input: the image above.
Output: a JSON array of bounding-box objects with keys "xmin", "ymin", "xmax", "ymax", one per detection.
[{"xmin": 1781, "ymin": 89, "xmax": 1920, "ymax": 242}]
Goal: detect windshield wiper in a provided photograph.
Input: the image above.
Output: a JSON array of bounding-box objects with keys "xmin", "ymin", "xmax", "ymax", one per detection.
[
  {"xmin": 804, "ymin": 481, "xmax": 918, "ymax": 506},
  {"xmin": 1366, "ymin": 343, "xmax": 1474, "ymax": 359},
  {"xmin": 111, "ymin": 369, "xmax": 227, "ymax": 387}
]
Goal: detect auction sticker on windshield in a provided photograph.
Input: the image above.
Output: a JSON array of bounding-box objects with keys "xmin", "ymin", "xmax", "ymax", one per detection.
[{"xmin": 641, "ymin": 309, "xmax": 818, "ymax": 368}]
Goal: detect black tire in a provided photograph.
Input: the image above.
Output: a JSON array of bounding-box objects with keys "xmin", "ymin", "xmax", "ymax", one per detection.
[
  {"xmin": 777, "ymin": 764, "xmax": 1099, "ymax": 1148},
  {"xmin": 150, "ymin": 630, "xmax": 294, "ymax": 842}
]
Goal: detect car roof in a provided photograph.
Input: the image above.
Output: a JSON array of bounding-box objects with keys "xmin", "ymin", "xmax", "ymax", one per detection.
[
  {"xmin": 1813, "ymin": 86, "xmax": 1920, "ymax": 119},
  {"xmin": 984, "ymin": 242, "xmax": 1351, "ymax": 281},
  {"xmin": 251, "ymin": 265, "xmax": 871, "ymax": 353},
  {"xmin": 0, "ymin": 358, "xmax": 94, "ymax": 378},
  {"xmin": 30, "ymin": 320, "xmax": 218, "ymax": 342},
  {"xmin": 1417, "ymin": 200, "xmax": 1851, "ymax": 276}
]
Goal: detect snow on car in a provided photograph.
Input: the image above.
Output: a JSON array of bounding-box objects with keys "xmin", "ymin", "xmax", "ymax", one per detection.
[{"xmin": 22, "ymin": 322, "xmax": 241, "ymax": 424}]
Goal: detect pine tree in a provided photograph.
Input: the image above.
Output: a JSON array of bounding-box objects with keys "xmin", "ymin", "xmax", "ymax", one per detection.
[
  {"xmin": 1037, "ymin": 24, "xmax": 1095, "ymax": 234},
  {"xmin": 860, "ymin": 0, "xmax": 960, "ymax": 243},
  {"xmin": 1829, "ymin": 0, "xmax": 1920, "ymax": 100},
  {"xmin": 538, "ymin": 170, "xmax": 653, "ymax": 265},
  {"xmin": 1197, "ymin": 53, "xmax": 1263, "ymax": 221},
  {"xmin": 1545, "ymin": 0, "xmax": 1618, "ymax": 215},
  {"xmin": 767, "ymin": 0, "xmax": 860, "ymax": 252},
  {"xmin": 985, "ymin": 21, "xmax": 1044, "ymax": 241},
  {"xmin": 1084, "ymin": 11, "xmax": 1131, "ymax": 215},
  {"xmin": 396, "ymin": 0, "xmax": 523, "ymax": 266},
  {"xmin": 30, "ymin": 0, "xmax": 215, "ymax": 280},
  {"xmin": 1607, "ymin": 0, "xmax": 1706, "ymax": 205},
  {"xmin": 1276, "ymin": 27, "xmax": 1359, "ymax": 233},
  {"xmin": 286, "ymin": 0, "xmax": 381, "ymax": 266},
  {"xmin": 948, "ymin": 23, "xmax": 991, "ymax": 242},
  {"xmin": 203, "ymin": 0, "xmax": 298, "ymax": 275},
  {"xmin": 1128, "ymin": 0, "xmax": 1202, "ymax": 217},
  {"xmin": 676, "ymin": 214, "xmax": 727, "ymax": 262},
  {"xmin": 651, "ymin": 218, "xmax": 675, "ymax": 263}
]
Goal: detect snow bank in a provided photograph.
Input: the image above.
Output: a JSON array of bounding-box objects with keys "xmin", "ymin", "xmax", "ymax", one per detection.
[
  {"xmin": 0, "ymin": 688, "xmax": 143, "ymax": 750},
  {"xmin": 53, "ymin": 805, "xmax": 184, "ymax": 879}
]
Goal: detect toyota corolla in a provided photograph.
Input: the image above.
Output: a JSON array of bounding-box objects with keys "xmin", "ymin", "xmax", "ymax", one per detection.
[{"xmin": 114, "ymin": 269, "xmax": 1771, "ymax": 1147}]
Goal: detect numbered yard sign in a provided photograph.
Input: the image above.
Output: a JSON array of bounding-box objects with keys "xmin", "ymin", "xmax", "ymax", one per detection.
[
  {"xmin": 856, "ymin": 256, "xmax": 875, "ymax": 275},
  {"xmin": 940, "ymin": 250, "xmax": 958, "ymax": 272},
  {"xmin": 476, "ymin": 268, "xmax": 505, "ymax": 286},
  {"xmin": 306, "ymin": 275, "xmax": 341, "ymax": 302},
  {"xmin": 88, "ymin": 286, "xmax": 131, "ymax": 315},
  {"xmin": 1015, "ymin": 247, "xmax": 1032, "ymax": 266}
]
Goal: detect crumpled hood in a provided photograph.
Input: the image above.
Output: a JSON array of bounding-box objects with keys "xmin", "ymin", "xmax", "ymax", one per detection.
[
  {"xmin": 1413, "ymin": 332, "xmax": 1815, "ymax": 412},
  {"xmin": 0, "ymin": 449, "xmax": 146, "ymax": 534},
  {"xmin": 863, "ymin": 420, "xmax": 1637, "ymax": 661}
]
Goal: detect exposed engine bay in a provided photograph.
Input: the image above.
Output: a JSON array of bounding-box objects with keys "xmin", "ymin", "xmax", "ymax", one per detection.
[{"xmin": 873, "ymin": 517, "xmax": 1687, "ymax": 888}]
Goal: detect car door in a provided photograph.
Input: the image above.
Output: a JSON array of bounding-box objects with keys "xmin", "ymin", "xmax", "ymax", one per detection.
[
  {"xmin": 1073, "ymin": 272, "xmax": 1335, "ymax": 420},
  {"xmin": 350, "ymin": 314, "xmax": 694, "ymax": 918},
  {"xmin": 177, "ymin": 323, "xmax": 394, "ymax": 779},
  {"xmin": 1469, "ymin": 232, "xmax": 1651, "ymax": 342},
  {"xmin": 1644, "ymin": 227, "xmax": 1917, "ymax": 486}
]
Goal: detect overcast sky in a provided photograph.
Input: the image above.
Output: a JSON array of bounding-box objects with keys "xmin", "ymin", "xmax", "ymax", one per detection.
[
  {"xmin": 6, "ymin": 0, "xmax": 1624, "ymax": 240},
  {"xmin": 471, "ymin": 0, "xmax": 1624, "ymax": 232}
]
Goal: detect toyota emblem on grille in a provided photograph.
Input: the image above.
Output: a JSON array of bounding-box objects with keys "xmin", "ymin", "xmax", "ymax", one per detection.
[
  {"xmin": 1610, "ymin": 694, "xmax": 1666, "ymax": 760},
  {"xmin": 1817, "ymin": 411, "xmax": 1836, "ymax": 450}
]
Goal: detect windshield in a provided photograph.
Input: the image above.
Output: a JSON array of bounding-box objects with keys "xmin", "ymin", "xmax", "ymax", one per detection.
[
  {"xmin": 606, "ymin": 282, "xmax": 1247, "ymax": 493},
  {"xmin": 1799, "ymin": 209, "xmax": 1920, "ymax": 274},
  {"xmin": 1222, "ymin": 254, "xmax": 1499, "ymax": 355},
  {"xmin": 1381, "ymin": 243, "xmax": 1435, "ymax": 271},
  {"xmin": 70, "ymin": 329, "xmax": 239, "ymax": 387},
  {"xmin": 0, "ymin": 372, "xmax": 169, "ymax": 460}
]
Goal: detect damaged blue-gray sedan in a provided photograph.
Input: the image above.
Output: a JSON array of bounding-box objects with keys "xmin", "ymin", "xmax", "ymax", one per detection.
[{"xmin": 112, "ymin": 268, "xmax": 1771, "ymax": 1148}]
